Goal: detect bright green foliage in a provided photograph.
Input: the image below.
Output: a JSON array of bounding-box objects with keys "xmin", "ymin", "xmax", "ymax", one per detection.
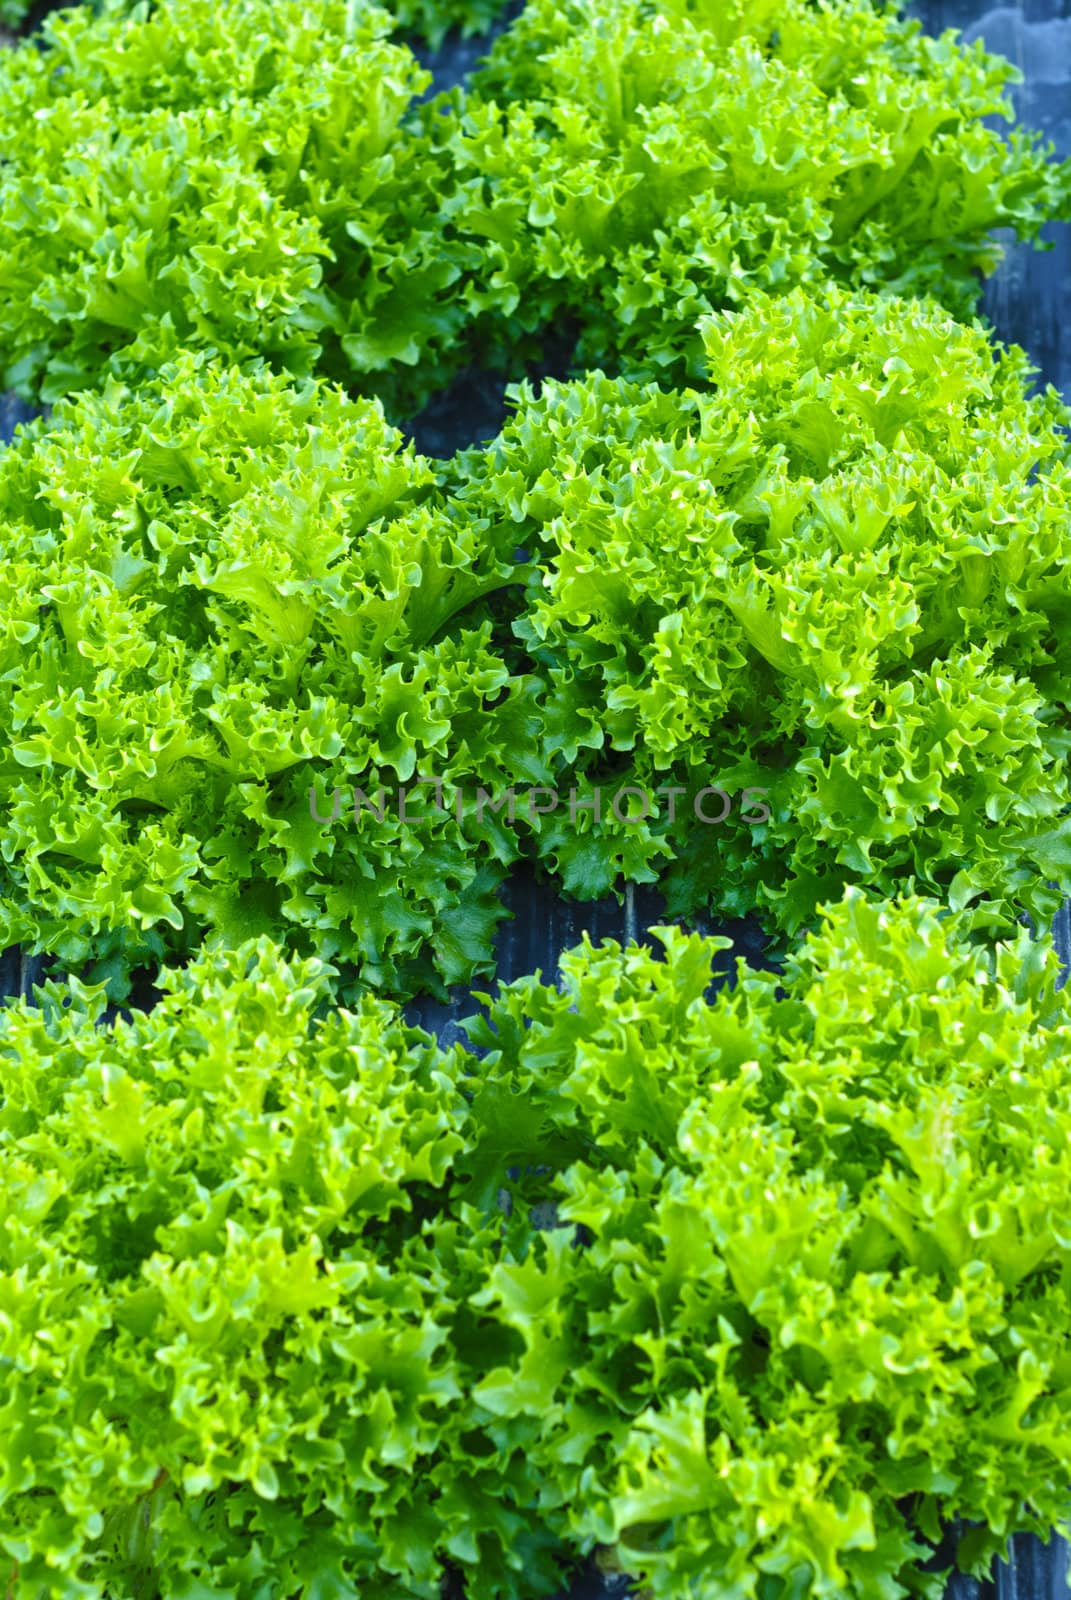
[
  {"xmin": 7, "ymin": 288, "xmax": 1071, "ymax": 998},
  {"xmin": 466, "ymin": 891, "xmax": 1071, "ymax": 1598},
  {"xmin": 0, "ymin": 936, "xmax": 579, "ymax": 1598},
  {"xmin": 0, "ymin": 0, "xmax": 465, "ymax": 412},
  {"xmin": 0, "ymin": 354, "xmax": 539, "ymax": 1002},
  {"xmin": 0, "ymin": 0, "xmax": 511, "ymax": 54},
  {"xmin": 2, "ymin": 0, "xmax": 1070, "ymax": 411},
  {"xmin": 4, "ymin": 896, "xmax": 1071, "ymax": 1595},
  {"xmin": 452, "ymin": 283, "xmax": 1071, "ymax": 939},
  {"xmin": 441, "ymin": 0, "xmax": 1071, "ymax": 382}
]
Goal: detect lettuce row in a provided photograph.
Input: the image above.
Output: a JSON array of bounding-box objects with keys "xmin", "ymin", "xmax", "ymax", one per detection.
[
  {"xmin": 4, "ymin": 287, "xmax": 1071, "ymax": 1001},
  {"xmin": 1, "ymin": 0, "xmax": 1069, "ymax": 415},
  {"xmin": 3, "ymin": 894, "xmax": 1071, "ymax": 1595},
  {"xmin": 451, "ymin": 283, "xmax": 1071, "ymax": 940},
  {"xmin": 442, "ymin": 0, "xmax": 1071, "ymax": 385},
  {"xmin": 0, "ymin": 354, "xmax": 540, "ymax": 1002},
  {"xmin": 0, "ymin": 0, "xmax": 512, "ymax": 53}
]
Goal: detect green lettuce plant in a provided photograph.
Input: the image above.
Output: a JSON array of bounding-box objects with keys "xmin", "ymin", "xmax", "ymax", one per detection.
[
  {"xmin": 0, "ymin": 353, "xmax": 541, "ymax": 1003},
  {"xmin": 438, "ymin": 0, "xmax": 1071, "ymax": 384},
  {"xmin": 451, "ymin": 282, "xmax": 1071, "ymax": 940},
  {"xmin": 464, "ymin": 890, "xmax": 1071, "ymax": 1598},
  {"xmin": 0, "ymin": 0, "xmax": 466, "ymax": 414},
  {"xmin": 0, "ymin": 935, "xmax": 581, "ymax": 1599},
  {"xmin": 4, "ymin": 895, "xmax": 1071, "ymax": 1596}
]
